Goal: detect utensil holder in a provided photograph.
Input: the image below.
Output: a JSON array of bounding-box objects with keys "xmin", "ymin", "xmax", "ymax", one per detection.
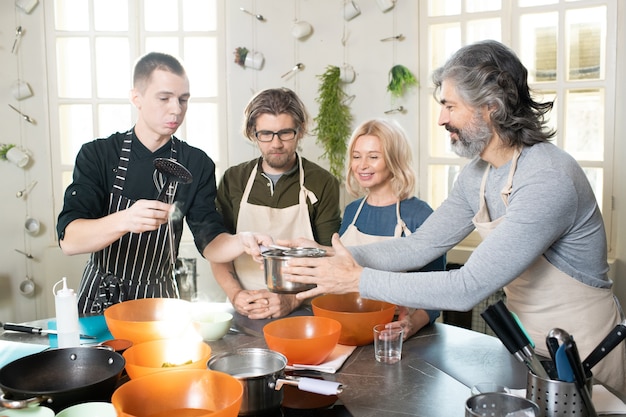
[{"xmin": 526, "ymin": 371, "xmax": 593, "ymax": 417}]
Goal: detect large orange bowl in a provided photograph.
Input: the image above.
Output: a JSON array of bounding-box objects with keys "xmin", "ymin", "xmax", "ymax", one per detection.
[
  {"xmin": 122, "ymin": 339, "xmax": 212, "ymax": 379},
  {"xmin": 112, "ymin": 369, "xmax": 243, "ymax": 417},
  {"xmin": 312, "ymin": 293, "xmax": 396, "ymax": 346},
  {"xmin": 104, "ymin": 298, "xmax": 192, "ymax": 344},
  {"xmin": 263, "ymin": 316, "xmax": 341, "ymax": 365}
]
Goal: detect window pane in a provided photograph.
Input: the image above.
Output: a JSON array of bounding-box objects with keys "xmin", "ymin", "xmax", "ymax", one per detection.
[
  {"xmin": 566, "ymin": 7, "xmax": 605, "ymax": 81},
  {"xmin": 56, "ymin": 38, "xmax": 92, "ymax": 98},
  {"xmin": 98, "ymin": 104, "xmax": 132, "ymax": 138},
  {"xmin": 564, "ymin": 89, "xmax": 604, "ymax": 161},
  {"xmin": 93, "ymin": 0, "xmax": 128, "ymax": 31},
  {"xmin": 582, "ymin": 167, "xmax": 603, "ymax": 211},
  {"xmin": 428, "ymin": 0, "xmax": 461, "ymax": 16},
  {"xmin": 183, "ymin": 0, "xmax": 216, "ymax": 31},
  {"xmin": 520, "ymin": 12, "xmax": 558, "ymax": 83},
  {"xmin": 185, "ymin": 103, "xmax": 219, "ymax": 163},
  {"xmin": 466, "ymin": 0, "xmax": 501, "ymax": 13},
  {"xmin": 466, "ymin": 18, "xmax": 501, "ymax": 44},
  {"xmin": 95, "ymin": 38, "xmax": 131, "ymax": 98},
  {"xmin": 145, "ymin": 37, "xmax": 180, "ymax": 57},
  {"xmin": 145, "ymin": 0, "xmax": 179, "ymax": 31},
  {"xmin": 54, "ymin": 0, "xmax": 89, "ymax": 31},
  {"xmin": 184, "ymin": 37, "xmax": 217, "ymax": 97},
  {"xmin": 429, "ymin": 23, "xmax": 461, "ymax": 73},
  {"xmin": 59, "ymin": 104, "xmax": 93, "ymax": 165},
  {"xmin": 519, "ymin": 0, "xmax": 557, "ymax": 6},
  {"xmin": 428, "ymin": 165, "xmax": 461, "ymax": 209}
]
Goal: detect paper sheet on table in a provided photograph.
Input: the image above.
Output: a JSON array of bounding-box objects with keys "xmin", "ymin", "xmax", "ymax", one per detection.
[
  {"xmin": 510, "ymin": 385, "xmax": 626, "ymax": 415},
  {"xmin": 0, "ymin": 340, "xmax": 48, "ymax": 368},
  {"xmin": 286, "ymin": 344, "xmax": 357, "ymax": 374}
]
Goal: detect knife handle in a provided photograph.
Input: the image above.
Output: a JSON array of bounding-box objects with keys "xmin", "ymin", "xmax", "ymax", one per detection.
[
  {"xmin": 565, "ymin": 338, "xmax": 598, "ymax": 417},
  {"xmin": 493, "ymin": 300, "xmax": 531, "ymax": 349},
  {"xmin": 583, "ymin": 324, "xmax": 626, "ymax": 372},
  {"xmin": 481, "ymin": 305, "xmax": 518, "ymax": 354},
  {"xmin": 3, "ymin": 323, "xmax": 42, "ymax": 334}
]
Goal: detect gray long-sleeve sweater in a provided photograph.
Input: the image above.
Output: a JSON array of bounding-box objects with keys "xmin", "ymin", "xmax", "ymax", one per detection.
[{"xmin": 352, "ymin": 142, "xmax": 610, "ymax": 312}]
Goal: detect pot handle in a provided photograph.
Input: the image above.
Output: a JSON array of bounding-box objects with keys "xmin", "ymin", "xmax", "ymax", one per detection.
[
  {"xmin": 0, "ymin": 393, "xmax": 51, "ymax": 409},
  {"xmin": 274, "ymin": 376, "xmax": 343, "ymax": 395}
]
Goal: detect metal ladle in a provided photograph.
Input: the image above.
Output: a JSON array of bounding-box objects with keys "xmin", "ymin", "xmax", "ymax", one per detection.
[
  {"xmin": 240, "ymin": 7, "xmax": 264, "ymax": 21},
  {"xmin": 154, "ymin": 158, "xmax": 193, "ymax": 267}
]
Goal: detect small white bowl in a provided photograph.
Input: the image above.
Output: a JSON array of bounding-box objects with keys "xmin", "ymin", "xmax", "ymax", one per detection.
[
  {"xmin": 55, "ymin": 402, "xmax": 116, "ymax": 417},
  {"xmin": 0, "ymin": 407, "xmax": 54, "ymax": 417},
  {"xmin": 192, "ymin": 310, "xmax": 233, "ymax": 341}
]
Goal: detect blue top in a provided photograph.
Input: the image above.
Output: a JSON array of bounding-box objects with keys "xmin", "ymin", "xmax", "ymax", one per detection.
[{"xmin": 340, "ymin": 197, "xmax": 446, "ymax": 323}]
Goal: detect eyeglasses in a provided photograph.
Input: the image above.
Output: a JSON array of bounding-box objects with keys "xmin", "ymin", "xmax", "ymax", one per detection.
[{"xmin": 254, "ymin": 128, "xmax": 298, "ymax": 142}]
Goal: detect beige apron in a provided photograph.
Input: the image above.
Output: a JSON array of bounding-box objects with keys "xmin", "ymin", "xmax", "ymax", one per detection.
[
  {"xmin": 473, "ymin": 149, "xmax": 625, "ymax": 393},
  {"xmin": 340, "ymin": 198, "xmax": 410, "ymax": 246},
  {"xmin": 233, "ymin": 154, "xmax": 316, "ymax": 290}
]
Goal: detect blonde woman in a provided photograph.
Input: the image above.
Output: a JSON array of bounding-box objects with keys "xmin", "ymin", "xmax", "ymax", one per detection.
[{"xmin": 339, "ymin": 118, "xmax": 445, "ymax": 339}]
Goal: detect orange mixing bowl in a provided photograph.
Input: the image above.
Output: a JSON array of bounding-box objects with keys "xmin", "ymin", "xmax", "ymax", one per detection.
[
  {"xmin": 263, "ymin": 316, "xmax": 341, "ymax": 365},
  {"xmin": 122, "ymin": 339, "xmax": 212, "ymax": 379},
  {"xmin": 312, "ymin": 293, "xmax": 396, "ymax": 346},
  {"xmin": 104, "ymin": 298, "xmax": 192, "ymax": 344},
  {"xmin": 111, "ymin": 369, "xmax": 243, "ymax": 417}
]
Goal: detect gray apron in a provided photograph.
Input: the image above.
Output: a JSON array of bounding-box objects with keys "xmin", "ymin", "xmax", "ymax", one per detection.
[
  {"xmin": 77, "ymin": 132, "xmax": 179, "ymax": 314},
  {"xmin": 473, "ymin": 148, "xmax": 625, "ymax": 393}
]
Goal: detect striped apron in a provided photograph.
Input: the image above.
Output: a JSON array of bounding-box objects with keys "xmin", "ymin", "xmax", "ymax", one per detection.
[{"xmin": 77, "ymin": 133, "xmax": 180, "ymax": 315}]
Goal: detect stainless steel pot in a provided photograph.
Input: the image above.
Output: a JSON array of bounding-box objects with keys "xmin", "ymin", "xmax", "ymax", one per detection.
[
  {"xmin": 262, "ymin": 248, "xmax": 326, "ymax": 294},
  {"xmin": 207, "ymin": 348, "xmax": 342, "ymax": 416}
]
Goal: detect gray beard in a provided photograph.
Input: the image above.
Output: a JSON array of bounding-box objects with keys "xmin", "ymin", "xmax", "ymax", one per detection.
[{"xmin": 450, "ymin": 112, "xmax": 492, "ymax": 159}]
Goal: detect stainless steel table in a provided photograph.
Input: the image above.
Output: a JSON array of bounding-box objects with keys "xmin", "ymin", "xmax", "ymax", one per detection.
[{"xmin": 2, "ymin": 310, "xmax": 623, "ymax": 417}]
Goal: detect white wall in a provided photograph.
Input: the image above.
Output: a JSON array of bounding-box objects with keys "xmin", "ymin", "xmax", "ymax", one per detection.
[{"xmin": 1, "ymin": 1, "xmax": 624, "ymax": 322}]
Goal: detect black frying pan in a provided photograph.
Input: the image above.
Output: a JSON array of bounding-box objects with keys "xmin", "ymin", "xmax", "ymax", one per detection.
[{"xmin": 0, "ymin": 347, "xmax": 125, "ymax": 412}]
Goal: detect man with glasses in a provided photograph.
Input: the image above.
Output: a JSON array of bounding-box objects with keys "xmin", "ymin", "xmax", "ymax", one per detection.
[{"xmin": 211, "ymin": 88, "xmax": 341, "ymax": 319}]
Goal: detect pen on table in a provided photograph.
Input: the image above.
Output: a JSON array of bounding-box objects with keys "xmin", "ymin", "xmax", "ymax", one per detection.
[{"xmin": 1, "ymin": 322, "xmax": 97, "ymax": 339}]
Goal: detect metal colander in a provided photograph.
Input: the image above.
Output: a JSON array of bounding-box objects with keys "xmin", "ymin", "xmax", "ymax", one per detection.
[{"xmin": 466, "ymin": 392, "xmax": 539, "ymax": 417}]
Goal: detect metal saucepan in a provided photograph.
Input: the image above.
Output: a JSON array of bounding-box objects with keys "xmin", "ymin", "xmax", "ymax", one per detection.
[
  {"xmin": 0, "ymin": 346, "xmax": 125, "ymax": 412},
  {"xmin": 207, "ymin": 348, "xmax": 342, "ymax": 416},
  {"xmin": 262, "ymin": 248, "xmax": 326, "ymax": 294}
]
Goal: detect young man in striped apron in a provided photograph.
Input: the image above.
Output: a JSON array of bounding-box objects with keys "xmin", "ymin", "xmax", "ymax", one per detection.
[{"xmin": 57, "ymin": 52, "xmax": 271, "ymax": 315}]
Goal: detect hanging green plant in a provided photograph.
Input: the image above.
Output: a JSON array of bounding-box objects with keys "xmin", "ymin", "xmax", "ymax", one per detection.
[
  {"xmin": 0, "ymin": 143, "xmax": 16, "ymax": 161},
  {"xmin": 313, "ymin": 65, "xmax": 353, "ymax": 179},
  {"xmin": 233, "ymin": 47, "xmax": 249, "ymax": 68},
  {"xmin": 387, "ymin": 64, "xmax": 419, "ymax": 98}
]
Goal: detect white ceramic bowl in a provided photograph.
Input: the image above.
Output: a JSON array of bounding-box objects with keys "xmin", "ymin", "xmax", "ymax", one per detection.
[
  {"xmin": 0, "ymin": 407, "xmax": 54, "ymax": 417},
  {"xmin": 192, "ymin": 310, "xmax": 233, "ymax": 341},
  {"xmin": 55, "ymin": 402, "xmax": 116, "ymax": 417}
]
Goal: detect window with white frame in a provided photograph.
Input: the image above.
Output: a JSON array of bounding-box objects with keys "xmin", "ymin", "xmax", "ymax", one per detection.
[
  {"xmin": 418, "ymin": 0, "xmax": 617, "ymax": 257},
  {"xmin": 44, "ymin": 0, "xmax": 225, "ymax": 240}
]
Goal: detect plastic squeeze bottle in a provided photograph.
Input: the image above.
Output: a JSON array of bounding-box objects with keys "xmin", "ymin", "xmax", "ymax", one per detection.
[{"xmin": 53, "ymin": 277, "xmax": 80, "ymax": 348}]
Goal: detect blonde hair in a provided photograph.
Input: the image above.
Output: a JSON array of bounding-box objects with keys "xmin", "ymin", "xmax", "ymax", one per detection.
[{"xmin": 345, "ymin": 118, "xmax": 416, "ymax": 200}]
